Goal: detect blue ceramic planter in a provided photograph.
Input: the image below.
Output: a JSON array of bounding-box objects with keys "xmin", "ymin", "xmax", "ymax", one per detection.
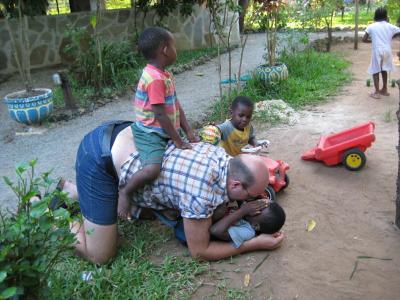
[
  {"xmin": 4, "ymin": 88, "xmax": 53, "ymax": 125},
  {"xmin": 254, "ymin": 63, "xmax": 289, "ymax": 83}
]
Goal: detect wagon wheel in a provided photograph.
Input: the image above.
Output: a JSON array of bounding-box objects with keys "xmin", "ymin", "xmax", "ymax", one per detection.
[
  {"xmin": 263, "ymin": 186, "xmax": 276, "ymax": 201},
  {"xmin": 342, "ymin": 148, "xmax": 366, "ymax": 171}
]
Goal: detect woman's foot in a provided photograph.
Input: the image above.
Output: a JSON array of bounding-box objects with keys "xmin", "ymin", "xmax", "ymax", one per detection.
[{"xmin": 370, "ymin": 92, "xmax": 381, "ymax": 99}]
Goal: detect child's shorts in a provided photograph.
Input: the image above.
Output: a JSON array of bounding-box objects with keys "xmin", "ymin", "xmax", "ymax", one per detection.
[{"xmin": 131, "ymin": 123, "xmax": 169, "ymax": 166}]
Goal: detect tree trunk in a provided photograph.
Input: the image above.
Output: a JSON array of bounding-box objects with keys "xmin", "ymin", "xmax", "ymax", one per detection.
[
  {"xmin": 59, "ymin": 71, "xmax": 78, "ymax": 109},
  {"xmin": 326, "ymin": 26, "xmax": 332, "ymax": 52},
  {"xmin": 396, "ymin": 79, "xmax": 400, "ymax": 228},
  {"xmin": 69, "ymin": 0, "xmax": 91, "ymax": 12},
  {"xmin": 354, "ymin": 0, "xmax": 359, "ymax": 50}
]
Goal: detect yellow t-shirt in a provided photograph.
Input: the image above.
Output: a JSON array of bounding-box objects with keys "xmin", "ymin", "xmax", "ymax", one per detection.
[{"xmin": 217, "ymin": 120, "xmax": 254, "ymax": 156}]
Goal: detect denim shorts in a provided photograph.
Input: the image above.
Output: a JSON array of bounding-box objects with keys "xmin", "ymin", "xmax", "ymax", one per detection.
[{"xmin": 75, "ymin": 123, "xmax": 120, "ymax": 225}]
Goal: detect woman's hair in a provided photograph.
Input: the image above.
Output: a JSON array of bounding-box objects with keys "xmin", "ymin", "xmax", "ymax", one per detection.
[{"xmin": 374, "ymin": 7, "xmax": 388, "ymax": 22}]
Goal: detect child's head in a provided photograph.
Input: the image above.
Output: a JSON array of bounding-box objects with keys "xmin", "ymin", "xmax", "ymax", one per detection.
[
  {"xmin": 246, "ymin": 201, "xmax": 286, "ymax": 234},
  {"xmin": 374, "ymin": 7, "xmax": 388, "ymax": 22},
  {"xmin": 138, "ymin": 27, "xmax": 177, "ymax": 67},
  {"xmin": 230, "ymin": 96, "xmax": 254, "ymax": 130}
]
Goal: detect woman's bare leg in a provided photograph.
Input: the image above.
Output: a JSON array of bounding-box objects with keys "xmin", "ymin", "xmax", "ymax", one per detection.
[
  {"xmin": 62, "ymin": 180, "xmax": 78, "ymax": 200},
  {"xmin": 71, "ymin": 218, "xmax": 118, "ymax": 265}
]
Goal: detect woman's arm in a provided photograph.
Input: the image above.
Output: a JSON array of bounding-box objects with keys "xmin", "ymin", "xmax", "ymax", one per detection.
[{"xmin": 362, "ymin": 32, "xmax": 371, "ymax": 43}]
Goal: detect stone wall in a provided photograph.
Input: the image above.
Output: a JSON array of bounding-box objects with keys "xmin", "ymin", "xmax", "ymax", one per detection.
[{"xmin": 0, "ymin": 4, "xmax": 240, "ymax": 75}]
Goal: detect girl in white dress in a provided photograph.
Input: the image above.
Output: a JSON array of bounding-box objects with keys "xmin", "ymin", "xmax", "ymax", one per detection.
[{"xmin": 362, "ymin": 7, "xmax": 400, "ymax": 99}]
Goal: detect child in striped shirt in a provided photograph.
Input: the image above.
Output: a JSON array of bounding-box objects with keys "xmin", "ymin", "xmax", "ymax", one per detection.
[{"xmin": 118, "ymin": 27, "xmax": 198, "ymax": 220}]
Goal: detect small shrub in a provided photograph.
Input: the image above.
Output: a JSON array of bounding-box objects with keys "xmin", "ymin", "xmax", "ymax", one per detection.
[
  {"xmin": 63, "ymin": 27, "xmax": 139, "ymax": 91},
  {"xmin": 0, "ymin": 160, "xmax": 77, "ymax": 298}
]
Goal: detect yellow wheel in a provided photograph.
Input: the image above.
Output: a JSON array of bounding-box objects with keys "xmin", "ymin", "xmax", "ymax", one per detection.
[{"xmin": 342, "ymin": 148, "xmax": 366, "ymax": 171}]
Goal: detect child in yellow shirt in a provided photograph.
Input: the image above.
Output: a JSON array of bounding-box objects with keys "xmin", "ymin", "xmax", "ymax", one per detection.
[{"xmin": 217, "ymin": 96, "xmax": 265, "ymax": 156}]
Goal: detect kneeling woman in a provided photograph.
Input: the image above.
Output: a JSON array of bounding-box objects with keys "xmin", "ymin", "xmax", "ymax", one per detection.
[{"xmin": 69, "ymin": 120, "xmax": 137, "ymax": 264}]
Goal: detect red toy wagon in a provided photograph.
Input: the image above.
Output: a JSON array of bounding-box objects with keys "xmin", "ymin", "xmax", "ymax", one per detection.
[{"xmin": 301, "ymin": 122, "xmax": 375, "ymax": 171}]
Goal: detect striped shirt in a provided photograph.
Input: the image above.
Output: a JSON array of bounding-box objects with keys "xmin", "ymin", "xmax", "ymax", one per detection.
[
  {"xmin": 134, "ymin": 64, "xmax": 180, "ymax": 137},
  {"xmin": 119, "ymin": 142, "xmax": 231, "ymax": 219},
  {"xmin": 217, "ymin": 120, "xmax": 255, "ymax": 156}
]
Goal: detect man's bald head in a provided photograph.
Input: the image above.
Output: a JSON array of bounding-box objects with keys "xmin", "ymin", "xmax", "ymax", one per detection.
[{"xmin": 227, "ymin": 154, "xmax": 269, "ymax": 201}]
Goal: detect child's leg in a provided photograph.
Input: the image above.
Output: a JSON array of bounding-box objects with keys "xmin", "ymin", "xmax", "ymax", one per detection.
[
  {"xmin": 379, "ymin": 71, "xmax": 389, "ymax": 95},
  {"xmin": 117, "ymin": 163, "xmax": 161, "ymax": 219},
  {"xmin": 370, "ymin": 73, "xmax": 381, "ymax": 99}
]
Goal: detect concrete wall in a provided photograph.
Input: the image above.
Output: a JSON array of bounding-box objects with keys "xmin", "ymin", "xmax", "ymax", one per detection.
[{"xmin": 0, "ymin": 4, "xmax": 240, "ymax": 75}]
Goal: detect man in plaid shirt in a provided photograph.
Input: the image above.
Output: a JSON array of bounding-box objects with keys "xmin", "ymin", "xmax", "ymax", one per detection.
[{"xmin": 120, "ymin": 142, "xmax": 284, "ymax": 260}]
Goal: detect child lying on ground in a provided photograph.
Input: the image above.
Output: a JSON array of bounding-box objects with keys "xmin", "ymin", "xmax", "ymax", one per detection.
[
  {"xmin": 210, "ymin": 199, "xmax": 285, "ymax": 248},
  {"xmin": 216, "ymin": 96, "xmax": 268, "ymax": 156}
]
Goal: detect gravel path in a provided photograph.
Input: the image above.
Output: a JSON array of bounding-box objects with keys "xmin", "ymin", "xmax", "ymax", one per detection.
[{"xmin": 0, "ymin": 31, "xmax": 363, "ymax": 209}]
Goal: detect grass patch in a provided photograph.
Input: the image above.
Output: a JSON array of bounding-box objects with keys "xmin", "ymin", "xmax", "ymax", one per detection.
[
  {"xmin": 245, "ymin": 5, "xmax": 393, "ymax": 32},
  {"xmin": 52, "ymin": 47, "xmax": 220, "ymax": 110},
  {"xmin": 210, "ymin": 50, "xmax": 351, "ymax": 122},
  {"xmin": 332, "ymin": 8, "xmax": 374, "ymax": 27},
  {"xmin": 45, "ymin": 221, "xmax": 208, "ymax": 299}
]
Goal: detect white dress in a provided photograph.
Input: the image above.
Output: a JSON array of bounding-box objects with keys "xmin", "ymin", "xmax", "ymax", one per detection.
[{"xmin": 365, "ymin": 21, "xmax": 400, "ymax": 74}]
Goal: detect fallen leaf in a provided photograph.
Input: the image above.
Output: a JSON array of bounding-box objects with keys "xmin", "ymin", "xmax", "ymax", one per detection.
[
  {"xmin": 244, "ymin": 273, "xmax": 251, "ymax": 287},
  {"xmin": 195, "ymin": 73, "xmax": 204, "ymax": 76},
  {"xmin": 306, "ymin": 219, "xmax": 316, "ymax": 232}
]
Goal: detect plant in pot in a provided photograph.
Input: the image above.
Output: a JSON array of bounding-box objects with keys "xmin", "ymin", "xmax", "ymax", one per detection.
[
  {"xmin": 253, "ymin": 0, "xmax": 288, "ymax": 83},
  {"xmin": 3, "ymin": 0, "xmax": 53, "ymax": 125}
]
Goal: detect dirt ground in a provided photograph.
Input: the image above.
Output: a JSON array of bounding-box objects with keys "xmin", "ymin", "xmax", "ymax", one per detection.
[
  {"xmin": 189, "ymin": 43, "xmax": 400, "ymax": 299},
  {"xmin": 1, "ymin": 37, "xmax": 400, "ymax": 299}
]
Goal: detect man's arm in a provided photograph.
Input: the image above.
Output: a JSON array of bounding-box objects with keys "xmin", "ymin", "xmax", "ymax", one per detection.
[
  {"xmin": 362, "ymin": 32, "xmax": 371, "ymax": 43},
  {"xmin": 184, "ymin": 218, "xmax": 284, "ymax": 261}
]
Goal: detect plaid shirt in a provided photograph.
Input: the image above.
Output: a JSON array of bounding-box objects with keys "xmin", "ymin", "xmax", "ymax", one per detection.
[{"xmin": 120, "ymin": 142, "xmax": 231, "ymax": 219}]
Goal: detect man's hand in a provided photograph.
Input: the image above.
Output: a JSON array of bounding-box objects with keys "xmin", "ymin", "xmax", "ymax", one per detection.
[
  {"xmin": 249, "ymin": 232, "xmax": 284, "ymax": 250},
  {"xmin": 239, "ymin": 199, "xmax": 269, "ymax": 216}
]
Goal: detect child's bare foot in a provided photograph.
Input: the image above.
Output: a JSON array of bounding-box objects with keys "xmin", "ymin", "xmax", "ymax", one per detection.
[
  {"xmin": 369, "ymin": 92, "xmax": 381, "ymax": 99},
  {"xmin": 379, "ymin": 89, "xmax": 390, "ymax": 96},
  {"xmin": 117, "ymin": 193, "xmax": 132, "ymax": 220}
]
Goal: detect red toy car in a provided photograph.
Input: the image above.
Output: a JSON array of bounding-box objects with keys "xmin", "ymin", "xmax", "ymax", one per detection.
[
  {"xmin": 301, "ymin": 122, "xmax": 375, "ymax": 171},
  {"xmin": 259, "ymin": 156, "xmax": 290, "ymax": 201},
  {"xmin": 241, "ymin": 144, "xmax": 290, "ymax": 201}
]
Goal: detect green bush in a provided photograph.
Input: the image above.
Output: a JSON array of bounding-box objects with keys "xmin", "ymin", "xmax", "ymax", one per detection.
[
  {"xmin": 63, "ymin": 27, "xmax": 140, "ymax": 91},
  {"xmin": 0, "ymin": 160, "xmax": 77, "ymax": 299}
]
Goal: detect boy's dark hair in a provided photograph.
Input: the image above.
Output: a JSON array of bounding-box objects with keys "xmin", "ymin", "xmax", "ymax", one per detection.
[
  {"xmin": 231, "ymin": 96, "xmax": 254, "ymax": 110},
  {"xmin": 138, "ymin": 27, "xmax": 171, "ymax": 60},
  {"xmin": 255, "ymin": 202, "xmax": 286, "ymax": 234},
  {"xmin": 374, "ymin": 7, "xmax": 388, "ymax": 22}
]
